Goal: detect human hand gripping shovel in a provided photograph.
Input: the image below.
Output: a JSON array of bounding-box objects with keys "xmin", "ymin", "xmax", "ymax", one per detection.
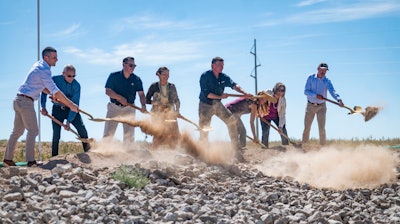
[
  {"xmin": 260, "ymin": 117, "xmax": 302, "ymax": 148},
  {"xmin": 321, "ymin": 96, "xmax": 379, "ymax": 122}
]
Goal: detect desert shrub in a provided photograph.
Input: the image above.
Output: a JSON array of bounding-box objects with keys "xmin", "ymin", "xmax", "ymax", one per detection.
[{"xmin": 112, "ymin": 164, "xmax": 149, "ymax": 189}]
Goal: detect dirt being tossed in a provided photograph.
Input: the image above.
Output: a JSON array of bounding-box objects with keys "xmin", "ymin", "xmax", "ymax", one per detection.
[{"xmin": 364, "ymin": 106, "xmax": 381, "ymax": 122}]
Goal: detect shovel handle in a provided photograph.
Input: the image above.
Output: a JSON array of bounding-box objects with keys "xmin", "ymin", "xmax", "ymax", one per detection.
[
  {"xmin": 178, "ymin": 115, "xmax": 201, "ymax": 130},
  {"xmin": 260, "ymin": 117, "xmax": 301, "ymax": 148},
  {"xmin": 44, "ymin": 114, "xmax": 81, "ymax": 138},
  {"xmin": 226, "ymin": 93, "xmax": 248, "ymax": 97},
  {"xmin": 49, "ymin": 96, "xmax": 94, "ymax": 119},
  {"xmin": 78, "ymin": 109, "xmax": 94, "ymax": 119},
  {"xmin": 226, "ymin": 93, "xmax": 277, "ymax": 103},
  {"xmin": 321, "ymin": 97, "xmax": 355, "ymax": 113},
  {"xmin": 246, "ymin": 135, "xmax": 268, "ymax": 148},
  {"xmin": 126, "ymin": 103, "xmax": 150, "ymax": 114}
]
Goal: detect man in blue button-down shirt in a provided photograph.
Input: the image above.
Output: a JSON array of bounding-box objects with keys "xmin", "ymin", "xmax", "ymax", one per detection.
[
  {"xmin": 41, "ymin": 64, "xmax": 90, "ymax": 156},
  {"xmin": 3, "ymin": 47, "xmax": 79, "ymax": 167},
  {"xmin": 302, "ymin": 62, "xmax": 344, "ymax": 146}
]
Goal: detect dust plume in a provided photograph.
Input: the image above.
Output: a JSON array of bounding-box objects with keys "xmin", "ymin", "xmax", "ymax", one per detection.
[
  {"xmin": 109, "ymin": 117, "xmax": 165, "ymax": 137},
  {"xmin": 255, "ymin": 145, "xmax": 398, "ymax": 190},
  {"xmin": 179, "ymin": 130, "xmax": 236, "ymax": 165},
  {"xmin": 88, "ymin": 137, "xmax": 152, "ymax": 168}
]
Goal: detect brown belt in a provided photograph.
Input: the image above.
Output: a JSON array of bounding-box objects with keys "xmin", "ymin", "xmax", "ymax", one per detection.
[{"xmin": 17, "ymin": 94, "xmax": 34, "ymax": 101}]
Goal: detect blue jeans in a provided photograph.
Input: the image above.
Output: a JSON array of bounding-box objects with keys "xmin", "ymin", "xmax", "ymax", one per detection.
[
  {"xmin": 260, "ymin": 117, "xmax": 289, "ymax": 148},
  {"xmin": 52, "ymin": 105, "xmax": 90, "ymax": 156}
]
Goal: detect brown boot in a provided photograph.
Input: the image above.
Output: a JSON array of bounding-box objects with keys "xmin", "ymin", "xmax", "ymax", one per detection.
[{"xmin": 3, "ymin": 159, "xmax": 16, "ymax": 166}]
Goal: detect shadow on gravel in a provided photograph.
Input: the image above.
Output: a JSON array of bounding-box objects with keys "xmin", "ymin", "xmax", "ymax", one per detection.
[
  {"xmin": 40, "ymin": 159, "xmax": 69, "ymax": 170},
  {"xmin": 76, "ymin": 153, "xmax": 91, "ymax": 164}
]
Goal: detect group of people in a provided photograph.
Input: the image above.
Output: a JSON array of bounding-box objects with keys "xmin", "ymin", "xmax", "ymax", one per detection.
[{"xmin": 2, "ymin": 46, "xmax": 344, "ymax": 166}]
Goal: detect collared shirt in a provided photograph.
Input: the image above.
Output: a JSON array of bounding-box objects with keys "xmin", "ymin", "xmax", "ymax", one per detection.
[
  {"xmin": 17, "ymin": 60, "xmax": 60, "ymax": 100},
  {"xmin": 41, "ymin": 75, "xmax": 81, "ymax": 122},
  {"xmin": 304, "ymin": 74, "xmax": 341, "ymax": 104},
  {"xmin": 105, "ymin": 70, "xmax": 143, "ymax": 104},
  {"xmin": 199, "ymin": 70, "xmax": 236, "ymax": 105}
]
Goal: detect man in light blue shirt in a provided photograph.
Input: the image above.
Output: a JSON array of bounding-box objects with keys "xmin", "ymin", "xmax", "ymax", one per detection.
[
  {"xmin": 41, "ymin": 64, "xmax": 90, "ymax": 156},
  {"xmin": 3, "ymin": 47, "xmax": 79, "ymax": 167},
  {"xmin": 302, "ymin": 62, "xmax": 344, "ymax": 146}
]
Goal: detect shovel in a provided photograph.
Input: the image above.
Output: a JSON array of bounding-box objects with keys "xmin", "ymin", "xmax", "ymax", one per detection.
[
  {"xmin": 321, "ymin": 97, "xmax": 379, "ymax": 122},
  {"xmin": 260, "ymin": 117, "xmax": 302, "ymax": 148},
  {"xmin": 44, "ymin": 114, "xmax": 91, "ymax": 143},
  {"xmin": 178, "ymin": 115, "xmax": 213, "ymax": 132},
  {"xmin": 246, "ymin": 135, "xmax": 268, "ymax": 149},
  {"xmin": 226, "ymin": 93, "xmax": 277, "ymax": 103}
]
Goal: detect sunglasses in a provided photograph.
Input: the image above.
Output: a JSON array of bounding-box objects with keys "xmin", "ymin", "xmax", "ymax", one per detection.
[
  {"xmin": 278, "ymin": 89, "xmax": 285, "ymax": 92},
  {"xmin": 125, "ymin": 63, "xmax": 137, "ymax": 68},
  {"xmin": 67, "ymin": 75, "xmax": 76, "ymax": 78}
]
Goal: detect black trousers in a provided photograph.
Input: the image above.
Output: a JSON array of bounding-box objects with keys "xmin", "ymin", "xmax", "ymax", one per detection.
[{"xmin": 51, "ymin": 105, "xmax": 90, "ymax": 156}]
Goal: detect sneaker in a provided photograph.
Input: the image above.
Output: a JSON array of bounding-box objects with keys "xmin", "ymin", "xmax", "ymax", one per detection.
[
  {"xmin": 27, "ymin": 160, "xmax": 37, "ymax": 167},
  {"xmin": 3, "ymin": 159, "xmax": 16, "ymax": 166}
]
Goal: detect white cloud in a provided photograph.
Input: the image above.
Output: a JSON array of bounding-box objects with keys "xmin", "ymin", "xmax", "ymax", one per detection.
[
  {"xmin": 257, "ymin": 1, "xmax": 400, "ymax": 26},
  {"xmin": 63, "ymin": 40, "xmax": 203, "ymax": 67},
  {"xmin": 51, "ymin": 23, "xmax": 85, "ymax": 39},
  {"xmin": 295, "ymin": 0, "xmax": 328, "ymax": 7}
]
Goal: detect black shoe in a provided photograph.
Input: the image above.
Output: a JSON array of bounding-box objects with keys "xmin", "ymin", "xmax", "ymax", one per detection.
[
  {"xmin": 27, "ymin": 160, "xmax": 37, "ymax": 167},
  {"xmin": 3, "ymin": 159, "xmax": 16, "ymax": 166}
]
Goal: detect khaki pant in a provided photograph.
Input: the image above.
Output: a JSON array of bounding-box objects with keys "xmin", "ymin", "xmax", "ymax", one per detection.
[
  {"xmin": 5, "ymin": 95, "xmax": 38, "ymax": 162},
  {"xmin": 302, "ymin": 102, "xmax": 327, "ymax": 145},
  {"xmin": 103, "ymin": 102, "xmax": 136, "ymax": 144},
  {"xmin": 198, "ymin": 100, "xmax": 239, "ymax": 150}
]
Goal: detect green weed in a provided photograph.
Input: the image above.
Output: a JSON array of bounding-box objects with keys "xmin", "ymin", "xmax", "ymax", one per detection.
[{"xmin": 111, "ymin": 164, "xmax": 149, "ymax": 189}]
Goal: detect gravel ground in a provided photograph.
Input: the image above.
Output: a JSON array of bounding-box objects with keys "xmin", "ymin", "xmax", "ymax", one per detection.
[{"xmin": 0, "ymin": 142, "xmax": 399, "ymax": 224}]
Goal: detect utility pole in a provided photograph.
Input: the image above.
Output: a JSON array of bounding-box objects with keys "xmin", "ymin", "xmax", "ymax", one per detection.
[
  {"xmin": 37, "ymin": 0, "xmax": 41, "ymax": 160},
  {"xmin": 250, "ymin": 39, "xmax": 261, "ymax": 139}
]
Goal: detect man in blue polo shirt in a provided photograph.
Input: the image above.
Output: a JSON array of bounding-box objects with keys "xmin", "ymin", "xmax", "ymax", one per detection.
[
  {"xmin": 41, "ymin": 64, "xmax": 90, "ymax": 156},
  {"xmin": 199, "ymin": 56, "xmax": 252, "ymax": 161},
  {"xmin": 103, "ymin": 56, "xmax": 147, "ymax": 145}
]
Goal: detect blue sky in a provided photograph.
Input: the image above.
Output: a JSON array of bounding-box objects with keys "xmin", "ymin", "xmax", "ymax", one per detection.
[{"xmin": 1, "ymin": 0, "xmax": 399, "ymax": 144}]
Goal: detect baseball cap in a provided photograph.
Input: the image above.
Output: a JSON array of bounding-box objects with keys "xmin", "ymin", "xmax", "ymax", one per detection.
[{"xmin": 318, "ymin": 63, "xmax": 329, "ymax": 70}]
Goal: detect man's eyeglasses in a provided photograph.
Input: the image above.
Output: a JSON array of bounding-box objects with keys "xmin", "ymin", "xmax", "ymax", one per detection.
[
  {"xmin": 278, "ymin": 89, "xmax": 285, "ymax": 92},
  {"xmin": 125, "ymin": 63, "xmax": 137, "ymax": 68},
  {"xmin": 67, "ymin": 75, "xmax": 76, "ymax": 78}
]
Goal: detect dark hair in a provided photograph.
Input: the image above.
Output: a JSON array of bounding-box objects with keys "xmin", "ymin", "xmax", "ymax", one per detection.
[
  {"xmin": 211, "ymin": 56, "xmax": 224, "ymax": 64},
  {"xmin": 42, "ymin": 47, "xmax": 57, "ymax": 59},
  {"xmin": 123, "ymin": 57, "xmax": 135, "ymax": 63},
  {"xmin": 156, "ymin": 66, "xmax": 169, "ymax": 75}
]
